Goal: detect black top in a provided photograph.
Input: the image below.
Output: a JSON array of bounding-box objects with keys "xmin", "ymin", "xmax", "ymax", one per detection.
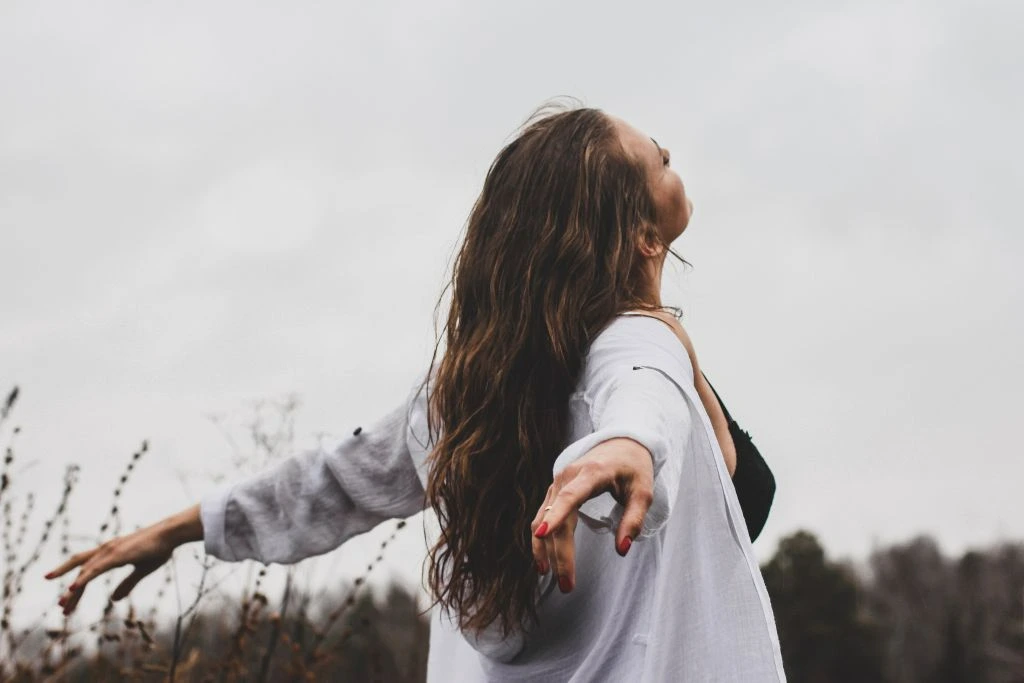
[{"xmin": 702, "ymin": 374, "xmax": 777, "ymax": 542}]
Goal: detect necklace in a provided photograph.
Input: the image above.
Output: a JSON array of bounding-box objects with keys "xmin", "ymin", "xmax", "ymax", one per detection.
[{"xmin": 657, "ymin": 305, "xmax": 684, "ymax": 320}]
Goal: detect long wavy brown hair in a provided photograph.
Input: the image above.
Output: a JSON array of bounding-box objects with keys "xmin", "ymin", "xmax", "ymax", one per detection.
[{"xmin": 423, "ymin": 102, "xmax": 684, "ymax": 637}]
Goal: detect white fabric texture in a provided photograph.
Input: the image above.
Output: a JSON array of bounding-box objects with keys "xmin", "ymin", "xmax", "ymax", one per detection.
[{"xmin": 200, "ymin": 315, "xmax": 786, "ymax": 681}]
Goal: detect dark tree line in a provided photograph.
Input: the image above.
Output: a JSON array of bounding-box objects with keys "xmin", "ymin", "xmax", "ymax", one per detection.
[{"xmin": 763, "ymin": 531, "xmax": 1024, "ymax": 683}]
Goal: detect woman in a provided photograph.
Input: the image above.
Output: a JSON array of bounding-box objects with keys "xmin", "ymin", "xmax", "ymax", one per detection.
[{"xmin": 46, "ymin": 105, "xmax": 785, "ymax": 681}]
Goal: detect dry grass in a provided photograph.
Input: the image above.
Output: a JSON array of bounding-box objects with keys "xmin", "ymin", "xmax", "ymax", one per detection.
[{"xmin": 0, "ymin": 385, "xmax": 429, "ymax": 682}]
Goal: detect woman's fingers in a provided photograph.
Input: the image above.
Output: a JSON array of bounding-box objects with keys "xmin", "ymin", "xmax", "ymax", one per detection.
[
  {"xmin": 49, "ymin": 547, "xmax": 107, "ymax": 615},
  {"xmin": 45, "ymin": 549, "xmax": 95, "ymax": 580},
  {"xmin": 550, "ymin": 511, "xmax": 578, "ymax": 592},
  {"xmin": 531, "ymin": 487, "xmax": 555, "ymax": 574},
  {"xmin": 67, "ymin": 544, "xmax": 123, "ymax": 592},
  {"xmin": 60, "ymin": 586, "xmax": 85, "ymax": 616},
  {"xmin": 535, "ymin": 467, "xmax": 601, "ymax": 593},
  {"xmin": 532, "ymin": 480, "xmax": 571, "ymax": 586},
  {"xmin": 111, "ymin": 566, "xmax": 151, "ymax": 602},
  {"xmin": 539, "ymin": 466, "xmax": 603, "ymax": 536},
  {"xmin": 616, "ymin": 480, "xmax": 653, "ymax": 556},
  {"xmin": 543, "ymin": 526, "xmax": 558, "ymax": 582},
  {"xmin": 58, "ymin": 568, "xmax": 101, "ymax": 615},
  {"xmin": 51, "ymin": 539, "xmax": 131, "ymax": 614}
]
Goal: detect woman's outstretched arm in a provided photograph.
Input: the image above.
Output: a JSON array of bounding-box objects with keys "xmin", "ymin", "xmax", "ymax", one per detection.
[
  {"xmin": 46, "ymin": 380, "xmax": 428, "ymax": 614},
  {"xmin": 201, "ymin": 394, "xmax": 424, "ymax": 565}
]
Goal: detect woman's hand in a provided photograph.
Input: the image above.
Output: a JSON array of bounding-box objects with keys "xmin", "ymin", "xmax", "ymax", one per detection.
[
  {"xmin": 530, "ymin": 437, "xmax": 654, "ymax": 593},
  {"xmin": 45, "ymin": 504, "xmax": 203, "ymax": 615}
]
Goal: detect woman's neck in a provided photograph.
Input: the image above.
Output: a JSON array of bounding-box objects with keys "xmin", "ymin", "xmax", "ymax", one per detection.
[{"xmin": 641, "ymin": 253, "xmax": 667, "ymax": 308}]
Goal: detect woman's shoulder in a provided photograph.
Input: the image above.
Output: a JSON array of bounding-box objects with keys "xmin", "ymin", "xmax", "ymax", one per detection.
[
  {"xmin": 592, "ymin": 313, "xmax": 686, "ymax": 354},
  {"xmin": 584, "ymin": 314, "xmax": 695, "ymax": 385}
]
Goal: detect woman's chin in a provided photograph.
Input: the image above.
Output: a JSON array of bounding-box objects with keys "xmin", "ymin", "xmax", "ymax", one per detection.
[{"xmin": 676, "ymin": 216, "xmax": 691, "ymax": 239}]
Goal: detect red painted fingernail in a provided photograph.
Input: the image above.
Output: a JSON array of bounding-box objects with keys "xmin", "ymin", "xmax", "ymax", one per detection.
[
  {"xmin": 534, "ymin": 522, "xmax": 549, "ymax": 538},
  {"xmin": 558, "ymin": 575, "xmax": 572, "ymax": 593},
  {"xmin": 44, "ymin": 572, "xmax": 54, "ymax": 579},
  {"xmin": 618, "ymin": 536, "xmax": 633, "ymax": 556},
  {"xmin": 69, "ymin": 583, "xmax": 78, "ymax": 591}
]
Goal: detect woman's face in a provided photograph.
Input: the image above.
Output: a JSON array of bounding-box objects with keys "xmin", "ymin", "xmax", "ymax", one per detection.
[{"xmin": 611, "ymin": 115, "xmax": 693, "ymax": 247}]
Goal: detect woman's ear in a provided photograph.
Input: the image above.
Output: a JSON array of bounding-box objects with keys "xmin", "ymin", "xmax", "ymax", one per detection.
[{"xmin": 637, "ymin": 224, "xmax": 665, "ymax": 259}]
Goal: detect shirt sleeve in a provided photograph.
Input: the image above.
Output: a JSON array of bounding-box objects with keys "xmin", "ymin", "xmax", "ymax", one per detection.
[
  {"xmin": 200, "ymin": 381, "xmax": 427, "ymax": 564},
  {"xmin": 552, "ymin": 316, "xmax": 694, "ymax": 538}
]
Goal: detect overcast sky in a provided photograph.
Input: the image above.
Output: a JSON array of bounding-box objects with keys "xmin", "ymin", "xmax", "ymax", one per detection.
[{"xmin": 2, "ymin": 0, "xmax": 1022, "ymax": 617}]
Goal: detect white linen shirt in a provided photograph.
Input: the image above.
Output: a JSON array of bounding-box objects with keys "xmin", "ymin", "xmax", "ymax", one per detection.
[{"xmin": 200, "ymin": 315, "xmax": 787, "ymax": 682}]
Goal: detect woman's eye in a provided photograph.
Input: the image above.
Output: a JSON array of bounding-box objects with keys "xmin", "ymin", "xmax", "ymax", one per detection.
[{"xmin": 662, "ymin": 153, "xmax": 671, "ymax": 167}]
